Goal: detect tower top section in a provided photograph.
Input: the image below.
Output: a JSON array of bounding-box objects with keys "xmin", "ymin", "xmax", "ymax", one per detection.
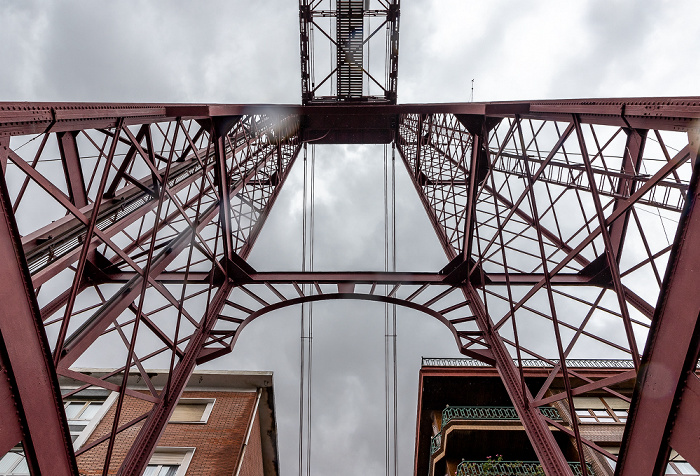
[{"xmin": 299, "ymin": 0, "xmax": 400, "ymax": 105}]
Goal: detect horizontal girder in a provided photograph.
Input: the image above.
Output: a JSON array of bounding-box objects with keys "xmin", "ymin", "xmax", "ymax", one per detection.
[{"xmin": 3, "ymin": 98, "xmax": 700, "ymax": 143}]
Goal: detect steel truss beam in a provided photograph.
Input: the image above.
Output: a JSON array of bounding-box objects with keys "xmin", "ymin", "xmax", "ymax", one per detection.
[
  {"xmin": 0, "ymin": 165, "xmax": 76, "ymax": 474},
  {"xmin": 395, "ymin": 118, "xmax": 574, "ymax": 474},
  {"xmin": 396, "ymin": 105, "xmax": 700, "ymax": 475},
  {"xmin": 299, "ymin": 0, "xmax": 400, "ymax": 104},
  {"xmin": 0, "ymin": 98, "xmax": 698, "ymax": 475},
  {"xmin": 0, "ymin": 106, "xmax": 301, "ymax": 474}
]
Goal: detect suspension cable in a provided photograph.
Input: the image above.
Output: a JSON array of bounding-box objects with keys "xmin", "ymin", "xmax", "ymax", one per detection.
[
  {"xmin": 384, "ymin": 143, "xmax": 390, "ymax": 476},
  {"xmin": 306, "ymin": 144, "xmax": 315, "ymax": 476},
  {"xmin": 299, "ymin": 143, "xmax": 316, "ymax": 476},
  {"xmin": 384, "ymin": 142, "xmax": 398, "ymax": 476},
  {"xmin": 298, "ymin": 143, "xmax": 307, "ymax": 476},
  {"xmin": 391, "ymin": 142, "xmax": 398, "ymax": 476}
]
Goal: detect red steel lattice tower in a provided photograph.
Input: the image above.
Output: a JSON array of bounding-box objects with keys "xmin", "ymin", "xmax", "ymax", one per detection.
[{"xmin": 0, "ymin": 1, "xmax": 699, "ymax": 474}]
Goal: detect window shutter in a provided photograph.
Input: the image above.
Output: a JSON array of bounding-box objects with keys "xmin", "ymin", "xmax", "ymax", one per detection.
[
  {"xmin": 149, "ymin": 452, "xmax": 186, "ymax": 465},
  {"xmin": 572, "ymin": 397, "xmax": 605, "ymax": 409},
  {"xmin": 170, "ymin": 403, "xmax": 207, "ymax": 422},
  {"xmin": 603, "ymin": 397, "xmax": 630, "ymax": 410}
]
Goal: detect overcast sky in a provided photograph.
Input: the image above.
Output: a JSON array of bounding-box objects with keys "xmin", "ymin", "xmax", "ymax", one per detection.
[{"xmin": 2, "ymin": 1, "xmax": 699, "ymax": 475}]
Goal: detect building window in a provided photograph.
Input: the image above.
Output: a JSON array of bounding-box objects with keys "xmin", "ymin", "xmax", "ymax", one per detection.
[
  {"xmin": 64, "ymin": 393, "xmax": 117, "ymax": 449},
  {"xmin": 573, "ymin": 396, "xmax": 628, "ymax": 424},
  {"xmin": 144, "ymin": 448, "xmax": 195, "ymax": 476},
  {"xmin": 143, "ymin": 463, "xmax": 178, "ymax": 476},
  {"xmin": 65, "ymin": 399, "xmax": 105, "ymax": 442},
  {"xmin": 666, "ymin": 462, "xmax": 699, "ymax": 475},
  {"xmin": 667, "ymin": 451, "xmax": 699, "ymax": 474},
  {"xmin": 600, "ymin": 446, "xmax": 619, "ymax": 471},
  {"xmin": 0, "ymin": 449, "xmax": 29, "ymax": 475},
  {"xmin": 575, "ymin": 408, "xmax": 619, "ymax": 423},
  {"xmin": 1, "ymin": 394, "xmax": 115, "ymax": 472},
  {"xmin": 169, "ymin": 398, "xmax": 215, "ymax": 424}
]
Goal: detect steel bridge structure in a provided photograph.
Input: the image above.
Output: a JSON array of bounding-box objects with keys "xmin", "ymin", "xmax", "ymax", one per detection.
[{"xmin": 0, "ymin": 1, "xmax": 699, "ymax": 475}]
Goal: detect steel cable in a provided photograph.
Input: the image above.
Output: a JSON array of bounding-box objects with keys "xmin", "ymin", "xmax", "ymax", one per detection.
[
  {"xmin": 384, "ymin": 142, "xmax": 398, "ymax": 476},
  {"xmin": 298, "ymin": 143, "xmax": 307, "ymax": 476}
]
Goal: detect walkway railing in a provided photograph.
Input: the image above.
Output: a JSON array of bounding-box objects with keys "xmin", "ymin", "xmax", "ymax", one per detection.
[
  {"xmin": 456, "ymin": 460, "xmax": 595, "ymax": 475},
  {"xmin": 430, "ymin": 406, "xmax": 562, "ymax": 455},
  {"xmin": 442, "ymin": 406, "xmax": 562, "ymax": 426}
]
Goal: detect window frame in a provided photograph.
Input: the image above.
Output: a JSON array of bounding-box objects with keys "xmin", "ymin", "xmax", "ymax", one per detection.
[
  {"xmin": 64, "ymin": 392, "xmax": 118, "ymax": 449},
  {"xmin": 666, "ymin": 451, "xmax": 699, "ymax": 475},
  {"xmin": 168, "ymin": 398, "xmax": 215, "ymax": 424},
  {"xmin": 146, "ymin": 447, "xmax": 196, "ymax": 476},
  {"xmin": 600, "ymin": 446, "xmax": 619, "ymax": 472},
  {"xmin": 573, "ymin": 397, "xmax": 628, "ymax": 424},
  {"xmin": 0, "ymin": 448, "xmax": 29, "ymax": 475}
]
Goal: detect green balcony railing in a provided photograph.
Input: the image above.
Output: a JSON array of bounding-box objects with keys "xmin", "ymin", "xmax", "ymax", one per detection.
[
  {"xmin": 430, "ymin": 432, "xmax": 442, "ymax": 455},
  {"xmin": 456, "ymin": 461, "xmax": 595, "ymax": 476},
  {"xmin": 430, "ymin": 406, "xmax": 561, "ymax": 456},
  {"xmin": 430, "ymin": 406, "xmax": 564, "ymax": 456},
  {"xmin": 442, "ymin": 406, "xmax": 562, "ymax": 426}
]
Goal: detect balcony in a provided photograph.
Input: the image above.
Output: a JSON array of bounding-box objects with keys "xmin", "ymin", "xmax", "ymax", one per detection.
[
  {"xmin": 456, "ymin": 460, "xmax": 595, "ymax": 476},
  {"xmin": 431, "ymin": 406, "xmax": 562, "ymax": 456}
]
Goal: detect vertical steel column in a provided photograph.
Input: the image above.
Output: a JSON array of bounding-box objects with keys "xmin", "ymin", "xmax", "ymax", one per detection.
[
  {"xmin": 608, "ymin": 128, "xmax": 646, "ymax": 260},
  {"xmin": 0, "ymin": 166, "xmax": 77, "ymax": 475},
  {"xmin": 0, "ymin": 136, "xmax": 9, "ymax": 174},
  {"xmin": 213, "ymin": 116, "xmax": 242, "ymax": 265},
  {"xmin": 617, "ymin": 138, "xmax": 700, "ymax": 474},
  {"xmin": 57, "ymin": 130, "xmax": 88, "ymax": 209}
]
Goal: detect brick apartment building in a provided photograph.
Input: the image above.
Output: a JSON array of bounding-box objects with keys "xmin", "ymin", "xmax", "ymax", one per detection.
[
  {"xmin": 0, "ymin": 369, "xmax": 278, "ymax": 476},
  {"xmin": 415, "ymin": 358, "xmax": 698, "ymax": 476}
]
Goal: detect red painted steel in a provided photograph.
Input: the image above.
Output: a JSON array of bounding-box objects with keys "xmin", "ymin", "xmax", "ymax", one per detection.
[
  {"xmin": 0, "ymin": 166, "xmax": 77, "ymax": 474},
  {"xmin": 0, "ymin": 96, "xmax": 698, "ymax": 475},
  {"xmin": 669, "ymin": 374, "xmax": 700, "ymax": 469},
  {"xmin": 616, "ymin": 144, "xmax": 700, "ymax": 474},
  {"xmin": 396, "ymin": 122, "xmax": 573, "ymax": 474},
  {"xmin": 465, "ymin": 285, "xmax": 572, "ymax": 475},
  {"xmin": 119, "ymin": 139, "xmax": 303, "ymax": 474},
  {"xmin": 607, "ymin": 129, "xmax": 646, "ymax": 259},
  {"xmin": 299, "ymin": 0, "xmax": 400, "ymax": 104},
  {"xmin": 57, "ymin": 131, "xmax": 88, "ymax": 208}
]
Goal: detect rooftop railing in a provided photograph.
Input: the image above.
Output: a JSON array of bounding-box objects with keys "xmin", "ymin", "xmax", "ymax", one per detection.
[
  {"xmin": 422, "ymin": 357, "xmax": 636, "ymax": 369},
  {"xmin": 456, "ymin": 460, "xmax": 595, "ymax": 476}
]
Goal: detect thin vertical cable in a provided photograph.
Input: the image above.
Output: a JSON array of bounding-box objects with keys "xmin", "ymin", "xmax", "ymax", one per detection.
[
  {"xmin": 298, "ymin": 143, "xmax": 307, "ymax": 476},
  {"xmin": 383, "ymin": 143, "xmax": 390, "ymax": 476},
  {"xmin": 306, "ymin": 144, "xmax": 315, "ymax": 476},
  {"xmin": 391, "ymin": 141, "xmax": 398, "ymax": 476}
]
